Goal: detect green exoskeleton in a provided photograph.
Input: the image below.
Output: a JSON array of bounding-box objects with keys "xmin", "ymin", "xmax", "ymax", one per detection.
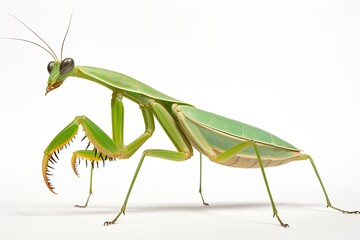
[{"xmin": 4, "ymin": 15, "xmax": 359, "ymax": 227}]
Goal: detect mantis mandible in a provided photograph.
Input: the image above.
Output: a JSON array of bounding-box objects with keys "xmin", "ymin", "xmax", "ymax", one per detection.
[{"xmin": 3, "ymin": 15, "xmax": 359, "ymax": 227}]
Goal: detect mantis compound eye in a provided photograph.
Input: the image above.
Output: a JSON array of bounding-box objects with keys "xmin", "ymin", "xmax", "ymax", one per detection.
[
  {"xmin": 60, "ymin": 58, "xmax": 74, "ymax": 74},
  {"xmin": 47, "ymin": 61, "xmax": 55, "ymax": 74}
]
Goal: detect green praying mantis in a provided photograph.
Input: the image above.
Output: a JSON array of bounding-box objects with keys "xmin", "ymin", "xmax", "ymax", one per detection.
[{"xmin": 3, "ymin": 15, "xmax": 359, "ymax": 227}]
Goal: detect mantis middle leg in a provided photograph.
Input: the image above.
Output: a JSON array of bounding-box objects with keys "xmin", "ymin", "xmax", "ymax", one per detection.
[
  {"xmin": 104, "ymin": 101, "xmax": 193, "ymax": 225},
  {"xmin": 199, "ymin": 153, "xmax": 209, "ymax": 206},
  {"xmin": 75, "ymin": 161, "xmax": 94, "ymax": 208}
]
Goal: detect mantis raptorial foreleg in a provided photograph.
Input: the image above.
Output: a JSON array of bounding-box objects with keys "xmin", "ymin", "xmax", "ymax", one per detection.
[
  {"xmin": 42, "ymin": 92, "xmax": 155, "ymax": 199},
  {"xmin": 76, "ymin": 92, "xmax": 123, "ymax": 208},
  {"xmin": 104, "ymin": 102, "xmax": 193, "ymax": 225}
]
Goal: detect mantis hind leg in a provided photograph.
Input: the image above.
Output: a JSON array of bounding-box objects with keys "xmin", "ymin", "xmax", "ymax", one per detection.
[
  {"xmin": 251, "ymin": 142, "xmax": 289, "ymax": 228},
  {"xmin": 174, "ymin": 111, "xmax": 289, "ymax": 227},
  {"xmin": 214, "ymin": 141, "xmax": 289, "ymax": 227},
  {"xmin": 303, "ymin": 154, "xmax": 359, "ymax": 214}
]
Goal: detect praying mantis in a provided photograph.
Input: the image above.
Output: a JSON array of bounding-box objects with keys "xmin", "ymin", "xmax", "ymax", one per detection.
[{"xmin": 3, "ymin": 15, "xmax": 359, "ymax": 227}]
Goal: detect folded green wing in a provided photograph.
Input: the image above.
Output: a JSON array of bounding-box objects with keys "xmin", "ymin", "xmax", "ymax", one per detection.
[
  {"xmin": 175, "ymin": 105, "xmax": 302, "ymax": 168},
  {"xmin": 178, "ymin": 105, "xmax": 299, "ymax": 151}
]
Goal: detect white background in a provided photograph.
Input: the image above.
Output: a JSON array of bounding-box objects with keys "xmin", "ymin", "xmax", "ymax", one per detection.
[{"xmin": 0, "ymin": 0, "xmax": 360, "ymax": 239}]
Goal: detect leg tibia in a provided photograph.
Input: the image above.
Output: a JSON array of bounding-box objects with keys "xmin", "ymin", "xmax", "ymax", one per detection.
[
  {"xmin": 75, "ymin": 162, "xmax": 94, "ymax": 208},
  {"xmin": 104, "ymin": 149, "xmax": 191, "ymax": 226},
  {"xmin": 43, "ymin": 119, "xmax": 79, "ymax": 194},
  {"xmin": 71, "ymin": 150, "xmax": 116, "ymax": 177},
  {"xmin": 212, "ymin": 140, "xmax": 289, "ymax": 227},
  {"xmin": 198, "ymin": 153, "xmax": 209, "ymax": 206}
]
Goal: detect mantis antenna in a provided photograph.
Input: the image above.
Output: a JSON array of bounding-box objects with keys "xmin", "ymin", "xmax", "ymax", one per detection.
[
  {"xmin": 0, "ymin": 37, "xmax": 57, "ymax": 60},
  {"xmin": 61, "ymin": 13, "xmax": 73, "ymax": 60},
  {"xmin": 9, "ymin": 14, "xmax": 59, "ymax": 60}
]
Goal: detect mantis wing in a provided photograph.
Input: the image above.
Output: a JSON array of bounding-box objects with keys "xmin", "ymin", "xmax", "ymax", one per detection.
[{"xmin": 174, "ymin": 104, "xmax": 303, "ymax": 168}]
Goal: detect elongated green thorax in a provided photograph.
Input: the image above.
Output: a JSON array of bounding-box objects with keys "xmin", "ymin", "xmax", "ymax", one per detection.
[
  {"xmin": 47, "ymin": 62, "xmax": 190, "ymax": 108},
  {"xmin": 73, "ymin": 66, "xmax": 188, "ymax": 105}
]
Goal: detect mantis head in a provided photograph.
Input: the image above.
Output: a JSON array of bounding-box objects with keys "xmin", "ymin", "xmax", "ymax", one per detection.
[
  {"xmin": 2, "ymin": 14, "xmax": 74, "ymax": 95},
  {"xmin": 46, "ymin": 58, "xmax": 75, "ymax": 95}
]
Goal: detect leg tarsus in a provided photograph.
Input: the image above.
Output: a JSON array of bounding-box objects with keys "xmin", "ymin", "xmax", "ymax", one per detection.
[
  {"xmin": 328, "ymin": 205, "xmax": 360, "ymax": 214},
  {"xmin": 103, "ymin": 220, "xmax": 116, "ymax": 226},
  {"xmin": 274, "ymin": 213, "xmax": 289, "ymax": 228},
  {"xmin": 74, "ymin": 192, "xmax": 92, "ymax": 208},
  {"xmin": 199, "ymin": 190, "xmax": 209, "ymax": 206},
  {"xmin": 103, "ymin": 208, "xmax": 125, "ymax": 226}
]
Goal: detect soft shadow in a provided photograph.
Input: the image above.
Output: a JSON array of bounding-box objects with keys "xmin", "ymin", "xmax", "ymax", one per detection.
[
  {"xmin": 5, "ymin": 201, "xmax": 325, "ymax": 217},
  {"xmin": 96, "ymin": 201, "xmax": 324, "ymax": 213}
]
